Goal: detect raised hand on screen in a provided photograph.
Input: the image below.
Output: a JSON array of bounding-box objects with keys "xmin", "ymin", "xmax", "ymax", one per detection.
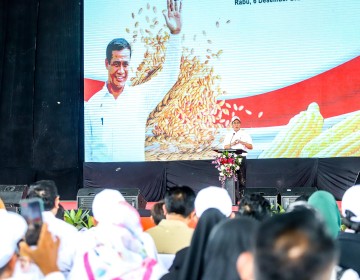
[{"xmin": 163, "ymin": 0, "xmax": 182, "ymax": 34}]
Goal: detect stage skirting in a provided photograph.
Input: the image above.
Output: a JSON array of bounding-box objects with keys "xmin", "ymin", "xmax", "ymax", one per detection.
[{"xmin": 83, "ymin": 157, "xmax": 360, "ymax": 201}]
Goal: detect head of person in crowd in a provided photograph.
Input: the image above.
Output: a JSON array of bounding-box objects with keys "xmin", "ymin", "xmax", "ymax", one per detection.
[
  {"xmin": 27, "ymin": 180, "xmax": 59, "ymax": 214},
  {"xmin": 295, "ymin": 194, "xmax": 311, "ymax": 202},
  {"xmin": 308, "ymin": 190, "xmax": 341, "ymax": 238},
  {"xmin": 164, "ymin": 185, "xmax": 196, "ymax": 224},
  {"xmin": 195, "ymin": 186, "xmax": 233, "ymax": 219},
  {"xmin": 23, "ymin": 180, "xmax": 77, "ymax": 278},
  {"xmin": 237, "ymin": 209, "xmax": 339, "ymax": 280},
  {"xmin": 231, "ymin": 116, "xmax": 242, "ymax": 132},
  {"xmin": 92, "ymin": 188, "xmax": 130, "ymax": 225},
  {"xmin": 202, "ymin": 217, "xmax": 259, "ymax": 280},
  {"xmin": 70, "ymin": 189, "xmax": 166, "ymax": 279},
  {"xmin": 178, "ymin": 208, "xmax": 228, "ymax": 280},
  {"xmin": 55, "ymin": 204, "xmax": 65, "ymax": 220},
  {"xmin": 238, "ymin": 193, "xmax": 271, "ymax": 221},
  {"xmin": 286, "ymin": 199, "xmax": 314, "ymax": 213},
  {"xmin": 150, "ymin": 200, "xmax": 166, "ymax": 225},
  {"xmin": 105, "ymin": 38, "xmax": 132, "ymax": 97},
  {"xmin": 341, "ymin": 184, "xmax": 360, "ymax": 233},
  {"xmin": 0, "ymin": 210, "xmax": 27, "ymax": 279}
]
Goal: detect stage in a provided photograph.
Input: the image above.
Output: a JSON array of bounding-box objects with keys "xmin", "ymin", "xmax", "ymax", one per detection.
[{"xmin": 83, "ymin": 157, "xmax": 360, "ymax": 202}]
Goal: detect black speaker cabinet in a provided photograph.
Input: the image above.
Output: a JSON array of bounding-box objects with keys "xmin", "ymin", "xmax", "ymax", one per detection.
[
  {"xmin": 244, "ymin": 187, "xmax": 278, "ymax": 209},
  {"xmin": 0, "ymin": 185, "xmax": 28, "ymax": 213},
  {"xmin": 354, "ymin": 171, "xmax": 360, "ymax": 185},
  {"xmin": 77, "ymin": 187, "xmax": 147, "ymax": 210},
  {"xmin": 280, "ymin": 187, "xmax": 317, "ymax": 210}
]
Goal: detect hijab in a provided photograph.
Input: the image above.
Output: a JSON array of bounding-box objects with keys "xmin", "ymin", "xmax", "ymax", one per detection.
[
  {"xmin": 308, "ymin": 190, "xmax": 341, "ymax": 238},
  {"xmin": 178, "ymin": 208, "xmax": 227, "ymax": 280}
]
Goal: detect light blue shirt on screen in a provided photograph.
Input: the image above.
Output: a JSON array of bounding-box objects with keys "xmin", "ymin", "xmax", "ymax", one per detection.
[{"xmin": 85, "ymin": 35, "xmax": 181, "ymax": 162}]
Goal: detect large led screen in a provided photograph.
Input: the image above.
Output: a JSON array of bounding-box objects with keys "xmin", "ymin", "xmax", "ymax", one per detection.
[{"xmin": 84, "ymin": 0, "xmax": 360, "ymax": 162}]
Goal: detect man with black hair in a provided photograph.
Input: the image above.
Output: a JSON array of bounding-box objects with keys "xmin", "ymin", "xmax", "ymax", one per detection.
[
  {"xmin": 85, "ymin": 0, "xmax": 183, "ymax": 162},
  {"xmin": 146, "ymin": 186, "xmax": 196, "ymax": 254},
  {"xmin": 150, "ymin": 200, "xmax": 166, "ymax": 226},
  {"xmin": 237, "ymin": 209, "xmax": 338, "ymax": 280},
  {"xmin": 237, "ymin": 193, "xmax": 271, "ymax": 221},
  {"xmin": 25, "ymin": 180, "xmax": 78, "ymax": 278}
]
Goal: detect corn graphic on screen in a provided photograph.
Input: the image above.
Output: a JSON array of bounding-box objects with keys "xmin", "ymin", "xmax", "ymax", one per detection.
[{"xmin": 84, "ymin": 0, "xmax": 360, "ymax": 162}]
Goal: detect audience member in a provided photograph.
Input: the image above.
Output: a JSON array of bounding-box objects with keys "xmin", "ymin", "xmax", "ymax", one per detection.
[
  {"xmin": 338, "ymin": 185, "xmax": 360, "ymax": 274},
  {"xmin": 176, "ymin": 208, "xmax": 228, "ymax": 280},
  {"xmin": 25, "ymin": 180, "xmax": 78, "ymax": 277},
  {"xmin": 69, "ymin": 189, "xmax": 166, "ymax": 279},
  {"xmin": 0, "ymin": 210, "xmax": 64, "ymax": 280},
  {"xmin": 308, "ymin": 190, "xmax": 341, "ymax": 238},
  {"xmin": 194, "ymin": 186, "xmax": 233, "ymax": 218},
  {"xmin": 286, "ymin": 197, "xmax": 359, "ymax": 280},
  {"xmin": 238, "ymin": 193, "xmax": 271, "ymax": 221},
  {"xmin": 55, "ymin": 204, "xmax": 65, "ymax": 220},
  {"xmin": 202, "ymin": 217, "xmax": 259, "ymax": 280},
  {"xmin": 146, "ymin": 186, "xmax": 196, "ymax": 254},
  {"xmin": 19, "ymin": 224, "xmax": 64, "ymax": 279},
  {"xmin": 237, "ymin": 209, "xmax": 339, "ymax": 280},
  {"xmin": 286, "ymin": 200, "xmax": 313, "ymax": 213},
  {"xmin": 150, "ymin": 200, "xmax": 166, "ymax": 225},
  {"xmin": 161, "ymin": 186, "xmax": 234, "ymax": 280},
  {"xmin": 0, "ymin": 210, "xmax": 28, "ymax": 279},
  {"xmin": 295, "ymin": 194, "xmax": 311, "ymax": 202}
]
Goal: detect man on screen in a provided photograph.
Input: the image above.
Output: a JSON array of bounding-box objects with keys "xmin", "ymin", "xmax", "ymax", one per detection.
[{"xmin": 85, "ymin": 0, "xmax": 183, "ymax": 162}]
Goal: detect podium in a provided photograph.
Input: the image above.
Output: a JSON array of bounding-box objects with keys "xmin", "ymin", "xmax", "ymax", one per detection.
[
  {"xmin": 224, "ymin": 177, "xmax": 236, "ymax": 205},
  {"xmin": 213, "ymin": 149, "xmax": 247, "ymax": 205},
  {"xmin": 213, "ymin": 149, "xmax": 247, "ymax": 155}
]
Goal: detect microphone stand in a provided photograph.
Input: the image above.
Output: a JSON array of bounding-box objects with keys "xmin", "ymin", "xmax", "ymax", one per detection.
[{"xmin": 229, "ymin": 132, "xmax": 235, "ymax": 149}]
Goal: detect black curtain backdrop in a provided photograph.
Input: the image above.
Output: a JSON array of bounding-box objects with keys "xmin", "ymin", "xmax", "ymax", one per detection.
[
  {"xmin": 84, "ymin": 158, "xmax": 360, "ymax": 201},
  {"xmin": 0, "ymin": 0, "xmax": 359, "ymax": 201},
  {"xmin": 0, "ymin": 0, "xmax": 81, "ymax": 199}
]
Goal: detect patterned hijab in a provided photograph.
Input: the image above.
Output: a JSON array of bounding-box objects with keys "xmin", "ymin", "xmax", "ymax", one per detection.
[{"xmin": 79, "ymin": 189, "xmax": 160, "ymax": 280}]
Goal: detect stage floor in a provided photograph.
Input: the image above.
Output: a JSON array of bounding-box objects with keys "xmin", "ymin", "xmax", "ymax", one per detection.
[
  {"xmin": 61, "ymin": 200, "xmax": 342, "ymax": 231},
  {"xmin": 61, "ymin": 200, "xmax": 241, "ymax": 212}
]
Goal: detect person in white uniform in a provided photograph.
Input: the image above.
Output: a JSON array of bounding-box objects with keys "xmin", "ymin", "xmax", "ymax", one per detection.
[
  {"xmin": 85, "ymin": 0, "xmax": 183, "ymax": 162},
  {"xmin": 222, "ymin": 116, "xmax": 253, "ymax": 203},
  {"xmin": 223, "ymin": 116, "xmax": 253, "ymax": 151}
]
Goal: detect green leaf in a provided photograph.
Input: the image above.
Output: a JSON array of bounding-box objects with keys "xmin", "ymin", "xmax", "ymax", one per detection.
[
  {"xmin": 70, "ymin": 209, "xmax": 77, "ymax": 220},
  {"xmin": 87, "ymin": 216, "xmax": 95, "ymax": 228},
  {"xmin": 64, "ymin": 216, "xmax": 73, "ymax": 225},
  {"xmin": 75, "ymin": 209, "xmax": 83, "ymax": 221},
  {"xmin": 63, "ymin": 208, "xmax": 95, "ymax": 230}
]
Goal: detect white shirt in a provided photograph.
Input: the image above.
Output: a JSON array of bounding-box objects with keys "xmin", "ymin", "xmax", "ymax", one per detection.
[
  {"xmin": 85, "ymin": 34, "xmax": 181, "ymax": 162},
  {"xmin": 223, "ymin": 129, "xmax": 253, "ymax": 151},
  {"xmin": 42, "ymin": 212, "xmax": 79, "ymax": 277}
]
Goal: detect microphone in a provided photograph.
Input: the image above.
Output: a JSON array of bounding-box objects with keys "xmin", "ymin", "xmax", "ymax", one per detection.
[{"xmin": 229, "ymin": 132, "xmax": 235, "ymax": 148}]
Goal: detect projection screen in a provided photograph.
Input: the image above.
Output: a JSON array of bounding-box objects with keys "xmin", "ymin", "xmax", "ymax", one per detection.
[{"xmin": 84, "ymin": 0, "xmax": 360, "ymax": 162}]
